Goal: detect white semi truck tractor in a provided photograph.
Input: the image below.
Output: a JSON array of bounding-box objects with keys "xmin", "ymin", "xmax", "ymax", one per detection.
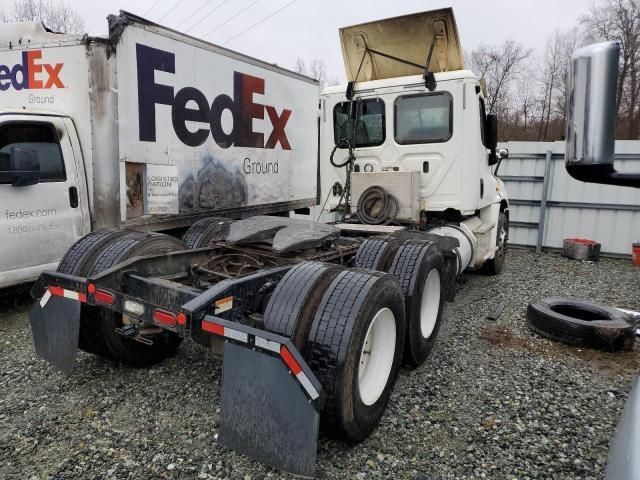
[{"xmin": 19, "ymin": 9, "xmax": 509, "ymax": 477}]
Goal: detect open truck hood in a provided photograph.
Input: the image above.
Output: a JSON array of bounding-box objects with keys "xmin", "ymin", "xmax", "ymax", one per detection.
[{"xmin": 339, "ymin": 8, "xmax": 464, "ymax": 82}]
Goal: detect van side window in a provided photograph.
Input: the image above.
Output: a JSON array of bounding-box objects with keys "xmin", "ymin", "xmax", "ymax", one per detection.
[
  {"xmin": 479, "ymin": 97, "xmax": 488, "ymax": 148},
  {"xmin": 0, "ymin": 122, "xmax": 66, "ymax": 183},
  {"xmin": 394, "ymin": 92, "xmax": 452, "ymax": 144},
  {"xmin": 333, "ymin": 98, "xmax": 385, "ymax": 148}
]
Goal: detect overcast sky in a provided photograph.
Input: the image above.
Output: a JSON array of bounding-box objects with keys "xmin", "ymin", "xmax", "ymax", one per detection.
[{"xmin": 65, "ymin": 0, "xmax": 596, "ymax": 82}]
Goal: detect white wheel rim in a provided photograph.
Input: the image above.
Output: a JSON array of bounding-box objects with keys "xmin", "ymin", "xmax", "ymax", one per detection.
[
  {"xmin": 420, "ymin": 269, "xmax": 441, "ymax": 338},
  {"xmin": 358, "ymin": 307, "xmax": 396, "ymax": 406}
]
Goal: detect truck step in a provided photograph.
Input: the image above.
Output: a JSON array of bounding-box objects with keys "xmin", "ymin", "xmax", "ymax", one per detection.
[{"xmin": 334, "ymin": 223, "xmax": 407, "ymax": 234}]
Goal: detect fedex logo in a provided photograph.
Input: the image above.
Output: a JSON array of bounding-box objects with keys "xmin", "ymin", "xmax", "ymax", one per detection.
[
  {"xmin": 0, "ymin": 50, "xmax": 64, "ymax": 91},
  {"xmin": 136, "ymin": 43, "xmax": 291, "ymax": 150}
]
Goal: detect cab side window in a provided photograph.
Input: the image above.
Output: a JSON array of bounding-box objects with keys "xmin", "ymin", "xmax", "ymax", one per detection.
[
  {"xmin": 333, "ymin": 98, "xmax": 385, "ymax": 148},
  {"xmin": 0, "ymin": 122, "xmax": 66, "ymax": 183},
  {"xmin": 479, "ymin": 97, "xmax": 488, "ymax": 148}
]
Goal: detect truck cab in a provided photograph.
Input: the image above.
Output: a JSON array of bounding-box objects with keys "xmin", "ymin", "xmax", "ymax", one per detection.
[{"xmin": 306, "ymin": 9, "xmax": 509, "ymax": 272}]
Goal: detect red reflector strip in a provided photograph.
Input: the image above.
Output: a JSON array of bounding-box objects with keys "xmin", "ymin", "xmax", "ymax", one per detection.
[
  {"xmin": 48, "ymin": 286, "xmax": 64, "ymax": 297},
  {"xmin": 94, "ymin": 289, "xmax": 115, "ymax": 305},
  {"xmin": 280, "ymin": 345, "xmax": 302, "ymax": 376},
  {"xmin": 201, "ymin": 320, "xmax": 225, "ymax": 336},
  {"xmin": 153, "ymin": 309, "xmax": 177, "ymax": 327},
  {"xmin": 48, "ymin": 286, "xmax": 86, "ymax": 303}
]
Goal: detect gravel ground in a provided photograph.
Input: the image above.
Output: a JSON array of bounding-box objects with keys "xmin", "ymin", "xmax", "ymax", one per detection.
[{"xmin": 1, "ymin": 249, "xmax": 638, "ymax": 480}]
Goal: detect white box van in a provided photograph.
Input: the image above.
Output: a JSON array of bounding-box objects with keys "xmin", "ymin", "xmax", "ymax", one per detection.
[{"xmin": 0, "ymin": 12, "xmax": 319, "ymax": 288}]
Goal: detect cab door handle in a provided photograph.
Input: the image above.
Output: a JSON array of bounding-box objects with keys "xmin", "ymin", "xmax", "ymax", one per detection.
[{"xmin": 69, "ymin": 186, "xmax": 79, "ymax": 208}]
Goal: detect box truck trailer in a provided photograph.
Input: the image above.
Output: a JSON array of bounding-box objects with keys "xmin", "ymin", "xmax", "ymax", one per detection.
[
  {"xmin": 20, "ymin": 9, "xmax": 513, "ymax": 477},
  {"xmin": 0, "ymin": 12, "xmax": 318, "ymax": 288}
]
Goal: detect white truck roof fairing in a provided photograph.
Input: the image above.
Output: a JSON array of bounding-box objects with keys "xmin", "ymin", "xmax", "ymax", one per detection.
[{"xmin": 339, "ymin": 8, "xmax": 464, "ymax": 82}]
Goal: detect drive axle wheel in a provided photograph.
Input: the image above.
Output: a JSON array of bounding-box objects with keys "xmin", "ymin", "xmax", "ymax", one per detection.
[
  {"xmin": 389, "ymin": 240, "xmax": 445, "ymax": 367},
  {"xmin": 182, "ymin": 216, "xmax": 232, "ymax": 248},
  {"xmin": 85, "ymin": 231, "xmax": 187, "ymax": 367},
  {"xmin": 306, "ymin": 269, "xmax": 405, "ymax": 442},
  {"xmin": 354, "ymin": 236, "xmax": 400, "ymax": 271},
  {"xmin": 262, "ymin": 262, "xmax": 343, "ymax": 351},
  {"xmin": 57, "ymin": 228, "xmax": 130, "ymax": 359}
]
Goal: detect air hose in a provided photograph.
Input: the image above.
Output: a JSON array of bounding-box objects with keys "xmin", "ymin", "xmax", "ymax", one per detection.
[{"xmin": 356, "ymin": 186, "xmax": 399, "ymax": 225}]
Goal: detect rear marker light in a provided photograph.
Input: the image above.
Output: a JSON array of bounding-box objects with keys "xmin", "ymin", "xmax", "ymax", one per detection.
[
  {"xmin": 124, "ymin": 300, "xmax": 145, "ymax": 317},
  {"xmin": 94, "ymin": 289, "xmax": 116, "ymax": 305},
  {"xmin": 87, "ymin": 283, "xmax": 96, "ymax": 294},
  {"xmin": 177, "ymin": 313, "xmax": 187, "ymax": 326},
  {"xmin": 153, "ymin": 309, "xmax": 177, "ymax": 327}
]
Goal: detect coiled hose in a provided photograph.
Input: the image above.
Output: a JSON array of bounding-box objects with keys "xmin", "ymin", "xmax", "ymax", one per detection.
[{"xmin": 357, "ymin": 186, "xmax": 399, "ymax": 225}]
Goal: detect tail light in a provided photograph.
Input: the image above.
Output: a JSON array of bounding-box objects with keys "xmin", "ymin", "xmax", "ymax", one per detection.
[
  {"xmin": 153, "ymin": 309, "xmax": 177, "ymax": 327},
  {"xmin": 94, "ymin": 289, "xmax": 116, "ymax": 305}
]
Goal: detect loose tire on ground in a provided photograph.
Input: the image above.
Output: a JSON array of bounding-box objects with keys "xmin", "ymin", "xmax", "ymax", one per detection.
[
  {"xmin": 483, "ymin": 212, "xmax": 508, "ymax": 275},
  {"xmin": 262, "ymin": 262, "xmax": 343, "ymax": 351},
  {"xmin": 85, "ymin": 232, "xmax": 187, "ymax": 366},
  {"xmin": 305, "ymin": 269, "xmax": 405, "ymax": 442},
  {"xmin": 389, "ymin": 240, "xmax": 445, "ymax": 367},
  {"xmin": 57, "ymin": 228, "xmax": 131, "ymax": 359},
  {"xmin": 353, "ymin": 236, "xmax": 400, "ymax": 271},
  {"xmin": 526, "ymin": 297, "xmax": 636, "ymax": 351},
  {"xmin": 182, "ymin": 217, "xmax": 232, "ymax": 249}
]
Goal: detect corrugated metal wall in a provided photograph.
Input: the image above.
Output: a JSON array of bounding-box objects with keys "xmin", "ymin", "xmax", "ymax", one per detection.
[{"xmin": 499, "ymin": 141, "xmax": 640, "ymax": 256}]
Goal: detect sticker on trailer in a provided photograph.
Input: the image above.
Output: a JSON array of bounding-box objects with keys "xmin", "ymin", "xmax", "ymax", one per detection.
[
  {"xmin": 145, "ymin": 164, "xmax": 179, "ymax": 214},
  {"xmin": 214, "ymin": 296, "xmax": 233, "ymax": 314}
]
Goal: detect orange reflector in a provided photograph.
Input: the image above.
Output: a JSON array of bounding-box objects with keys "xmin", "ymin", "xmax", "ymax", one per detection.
[
  {"xmin": 201, "ymin": 320, "xmax": 224, "ymax": 336},
  {"xmin": 94, "ymin": 289, "xmax": 116, "ymax": 305},
  {"xmin": 87, "ymin": 283, "xmax": 96, "ymax": 294},
  {"xmin": 280, "ymin": 345, "xmax": 302, "ymax": 375},
  {"xmin": 153, "ymin": 309, "xmax": 177, "ymax": 327},
  {"xmin": 177, "ymin": 313, "xmax": 187, "ymax": 326}
]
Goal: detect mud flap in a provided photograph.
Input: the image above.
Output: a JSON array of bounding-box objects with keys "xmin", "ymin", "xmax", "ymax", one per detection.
[
  {"xmin": 218, "ymin": 342, "xmax": 319, "ymax": 478},
  {"xmin": 29, "ymin": 294, "xmax": 80, "ymax": 375}
]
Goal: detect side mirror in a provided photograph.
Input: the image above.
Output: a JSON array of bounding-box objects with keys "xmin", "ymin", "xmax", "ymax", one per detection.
[
  {"xmin": 566, "ymin": 41, "xmax": 640, "ymax": 187},
  {"xmin": 486, "ymin": 113, "xmax": 498, "ymax": 165},
  {"xmin": 0, "ymin": 147, "xmax": 40, "ymax": 187}
]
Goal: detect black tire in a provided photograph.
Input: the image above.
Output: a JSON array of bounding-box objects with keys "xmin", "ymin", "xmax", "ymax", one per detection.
[
  {"xmin": 526, "ymin": 297, "xmax": 636, "ymax": 351},
  {"xmin": 354, "ymin": 236, "xmax": 400, "ymax": 271},
  {"xmin": 483, "ymin": 212, "xmax": 508, "ymax": 275},
  {"xmin": 57, "ymin": 228, "xmax": 130, "ymax": 359},
  {"xmin": 86, "ymin": 232, "xmax": 187, "ymax": 367},
  {"xmin": 306, "ymin": 269, "xmax": 406, "ymax": 442},
  {"xmin": 182, "ymin": 217, "xmax": 232, "ymax": 249},
  {"xmin": 262, "ymin": 262, "xmax": 343, "ymax": 351},
  {"xmin": 389, "ymin": 240, "xmax": 445, "ymax": 367}
]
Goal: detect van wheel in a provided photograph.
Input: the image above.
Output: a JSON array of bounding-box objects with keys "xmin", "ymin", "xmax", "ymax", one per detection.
[
  {"xmin": 57, "ymin": 228, "xmax": 129, "ymax": 359},
  {"xmin": 389, "ymin": 240, "xmax": 445, "ymax": 367},
  {"xmin": 354, "ymin": 236, "xmax": 400, "ymax": 271},
  {"xmin": 182, "ymin": 217, "xmax": 232, "ymax": 248},
  {"xmin": 306, "ymin": 269, "xmax": 405, "ymax": 441},
  {"xmin": 483, "ymin": 212, "xmax": 508, "ymax": 275},
  {"xmin": 86, "ymin": 232, "xmax": 186, "ymax": 367},
  {"xmin": 262, "ymin": 262, "xmax": 343, "ymax": 351}
]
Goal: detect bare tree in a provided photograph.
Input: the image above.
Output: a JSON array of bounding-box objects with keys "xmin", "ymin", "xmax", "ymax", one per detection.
[
  {"xmin": 581, "ymin": 0, "xmax": 640, "ymax": 137},
  {"xmin": 469, "ymin": 40, "xmax": 532, "ymax": 117},
  {"xmin": 292, "ymin": 57, "xmax": 337, "ymax": 86},
  {"xmin": 0, "ymin": 0, "xmax": 84, "ymax": 33}
]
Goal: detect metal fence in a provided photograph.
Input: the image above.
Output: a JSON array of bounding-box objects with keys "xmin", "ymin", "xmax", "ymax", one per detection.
[{"xmin": 498, "ymin": 141, "xmax": 640, "ymax": 256}]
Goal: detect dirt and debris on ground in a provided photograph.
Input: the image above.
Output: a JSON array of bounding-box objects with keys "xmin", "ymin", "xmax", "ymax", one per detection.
[{"xmin": 0, "ymin": 248, "xmax": 638, "ymax": 479}]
